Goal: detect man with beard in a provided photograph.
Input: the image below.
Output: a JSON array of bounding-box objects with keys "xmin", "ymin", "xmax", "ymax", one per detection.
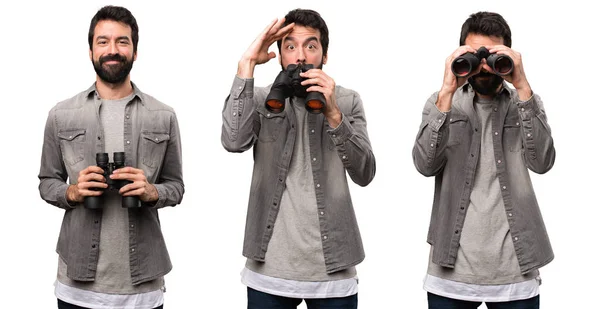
[
  {"xmin": 221, "ymin": 9, "xmax": 375, "ymax": 309},
  {"xmin": 38, "ymin": 6, "xmax": 183, "ymax": 309},
  {"xmin": 412, "ymin": 12, "xmax": 555, "ymax": 309}
]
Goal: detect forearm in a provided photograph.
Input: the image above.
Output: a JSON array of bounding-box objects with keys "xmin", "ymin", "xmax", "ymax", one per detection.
[
  {"xmin": 221, "ymin": 76, "xmax": 258, "ymax": 152},
  {"xmin": 517, "ymin": 94, "xmax": 555, "ymax": 173},
  {"xmin": 329, "ymin": 114, "xmax": 376, "ymax": 186},
  {"xmin": 413, "ymin": 92, "xmax": 450, "ymax": 176}
]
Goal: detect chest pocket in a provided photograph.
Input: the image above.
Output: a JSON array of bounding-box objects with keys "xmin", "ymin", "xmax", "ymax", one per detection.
[
  {"xmin": 141, "ymin": 132, "xmax": 170, "ymax": 168},
  {"xmin": 257, "ymin": 109, "xmax": 287, "ymax": 143},
  {"xmin": 447, "ymin": 114, "xmax": 469, "ymax": 146},
  {"xmin": 58, "ymin": 129, "xmax": 86, "ymax": 166},
  {"xmin": 503, "ymin": 114, "xmax": 523, "ymax": 152}
]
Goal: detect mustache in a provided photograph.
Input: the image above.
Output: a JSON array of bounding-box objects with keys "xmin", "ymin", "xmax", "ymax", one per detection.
[{"xmin": 99, "ymin": 54, "xmax": 127, "ymax": 65}]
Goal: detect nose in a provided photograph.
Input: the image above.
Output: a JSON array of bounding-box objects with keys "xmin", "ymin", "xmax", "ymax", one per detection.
[
  {"xmin": 108, "ymin": 41, "xmax": 118, "ymax": 55},
  {"xmin": 296, "ymin": 48, "xmax": 306, "ymax": 64}
]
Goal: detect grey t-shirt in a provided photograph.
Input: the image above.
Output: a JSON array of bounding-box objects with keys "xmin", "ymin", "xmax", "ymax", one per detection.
[
  {"xmin": 246, "ymin": 97, "xmax": 356, "ymax": 281},
  {"xmin": 58, "ymin": 93, "xmax": 163, "ymax": 294},
  {"xmin": 428, "ymin": 96, "xmax": 538, "ymax": 284}
]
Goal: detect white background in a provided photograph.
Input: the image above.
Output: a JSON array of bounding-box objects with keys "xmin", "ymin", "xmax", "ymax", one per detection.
[{"xmin": 0, "ymin": 0, "xmax": 598, "ymax": 308}]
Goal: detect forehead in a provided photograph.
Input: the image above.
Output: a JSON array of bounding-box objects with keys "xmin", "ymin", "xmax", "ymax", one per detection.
[
  {"xmin": 283, "ymin": 25, "xmax": 321, "ymax": 42},
  {"xmin": 93, "ymin": 20, "xmax": 132, "ymax": 38},
  {"xmin": 465, "ymin": 33, "xmax": 504, "ymax": 47}
]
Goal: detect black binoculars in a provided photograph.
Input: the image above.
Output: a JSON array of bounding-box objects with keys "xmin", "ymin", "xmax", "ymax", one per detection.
[
  {"xmin": 84, "ymin": 152, "xmax": 141, "ymax": 209},
  {"xmin": 265, "ymin": 63, "xmax": 326, "ymax": 114},
  {"xmin": 451, "ymin": 46, "xmax": 513, "ymax": 77}
]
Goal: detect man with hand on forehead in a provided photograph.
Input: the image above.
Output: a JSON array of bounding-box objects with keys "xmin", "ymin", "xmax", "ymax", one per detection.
[
  {"xmin": 413, "ymin": 11, "xmax": 555, "ymax": 309},
  {"xmin": 222, "ymin": 8, "xmax": 375, "ymax": 309}
]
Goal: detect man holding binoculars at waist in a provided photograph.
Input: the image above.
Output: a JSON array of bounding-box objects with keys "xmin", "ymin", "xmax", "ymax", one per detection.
[
  {"xmin": 412, "ymin": 11, "xmax": 555, "ymax": 309},
  {"xmin": 221, "ymin": 8, "xmax": 375, "ymax": 309},
  {"xmin": 38, "ymin": 6, "xmax": 184, "ymax": 309}
]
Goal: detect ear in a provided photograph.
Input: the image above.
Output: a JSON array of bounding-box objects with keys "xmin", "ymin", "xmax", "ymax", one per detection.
[
  {"xmin": 278, "ymin": 52, "xmax": 282, "ymax": 66},
  {"xmin": 322, "ymin": 54, "xmax": 328, "ymax": 65},
  {"xmin": 89, "ymin": 49, "xmax": 93, "ymax": 61},
  {"xmin": 134, "ymin": 51, "xmax": 137, "ymax": 61}
]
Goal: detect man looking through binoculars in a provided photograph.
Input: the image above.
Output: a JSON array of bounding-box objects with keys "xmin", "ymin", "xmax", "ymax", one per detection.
[{"xmin": 412, "ymin": 11, "xmax": 555, "ymax": 309}]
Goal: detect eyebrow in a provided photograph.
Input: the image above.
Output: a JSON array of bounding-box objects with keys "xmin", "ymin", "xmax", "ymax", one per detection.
[
  {"xmin": 96, "ymin": 35, "xmax": 131, "ymax": 42},
  {"xmin": 284, "ymin": 36, "xmax": 319, "ymax": 45}
]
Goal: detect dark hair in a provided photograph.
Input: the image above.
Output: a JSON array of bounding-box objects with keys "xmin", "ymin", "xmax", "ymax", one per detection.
[
  {"xmin": 277, "ymin": 9, "xmax": 329, "ymax": 56},
  {"xmin": 88, "ymin": 6, "xmax": 139, "ymax": 52},
  {"xmin": 459, "ymin": 12, "xmax": 512, "ymax": 47}
]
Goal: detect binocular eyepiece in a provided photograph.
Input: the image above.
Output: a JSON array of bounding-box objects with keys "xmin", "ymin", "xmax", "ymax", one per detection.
[
  {"xmin": 265, "ymin": 63, "xmax": 326, "ymax": 114},
  {"xmin": 84, "ymin": 152, "xmax": 141, "ymax": 210},
  {"xmin": 451, "ymin": 46, "xmax": 513, "ymax": 77}
]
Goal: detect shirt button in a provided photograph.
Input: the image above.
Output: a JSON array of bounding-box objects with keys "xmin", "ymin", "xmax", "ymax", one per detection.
[
  {"xmin": 131, "ymin": 248, "xmax": 135, "ymax": 252},
  {"xmin": 521, "ymin": 108, "xmax": 525, "ymax": 112},
  {"xmin": 130, "ymin": 224, "xmax": 134, "ymax": 228},
  {"xmin": 69, "ymin": 135, "xmax": 73, "ymax": 139},
  {"xmin": 320, "ymin": 211, "xmax": 324, "ymax": 215},
  {"xmin": 449, "ymin": 118, "xmax": 453, "ymax": 122},
  {"xmin": 454, "ymin": 230, "xmax": 459, "ymax": 234},
  {"xmin": 494, "ymin": 108, "xmax": 498, "ymax": 112},
  {"xmin": 155, "ymin": 138, "xmax": 159, "ymax": 142},
  {"xmin": 97, "ymin": 136, "xmax": 101, "ymax": 140},
  {"xmin": 494, "ymin": 132, "xmax": 498, "ymax": 135},
  {"xmin": 438, "ymin": 119, "xmax": 442, "ymax": 123},
  {"xmin": 430, "ymin": 143, "xmax": 434, "ymax": 148},
  {"xmin": 311, "ymin": 129, "xmax": 315, "ymax": 133},
  {"xmin": 508, "ymin": 213, "xmax": 513, "ymax": 217},
  {"xmin": 323, "ymin": 235, "xmax": 328, "ymax": 240},
  {"xmin": 332, "ymin": 134, "xmax": 336, "ymax": 138},
  {"xmin": 527, "ymin": 133, "xmax": 532, "ymax": 137},
  {"xmin": 126, "ymin": 140, "xmax": 130, "ymax": 144},
  {"xmin": 497, "ymin": 160, "xmax": 502, "ymax": 164},
  {"xmin": 502, "ymin": 186, "xmax": 507, "ymax": 190},
  {"xmin": 92, "ymin": 244, "xmax": 96, "ymax": 248},
  {"xmin": 342, "ymin": 155, "xmax": 347, "ymax": 159},
  {"xmin": 316, "ymin": 184, "xmax": 321, "ymax": 188},
  {"xmin": 233, "ymin": 112, "xmax": 237, "ymax": 116},
  {"xmin": 267, "ymin": 113, "xmax": 271, "ymax": 117},
  {"xmin": 238, "ymin": 86, "xmax": 242, "ymax": 90},
  {"xmin": 126, "ymin": 115, "xmax": 130, "ymax": 119},
  {"xmin": 516, "ymin": 122, "xmax": 520, "ymax": 126},
  {"xmin": 514, "ymin": 237, "xmax": 519, "ymax": 241},
  {"xmin": 313, "ymin": 158, "xmax": 316, "ymax": 161}
]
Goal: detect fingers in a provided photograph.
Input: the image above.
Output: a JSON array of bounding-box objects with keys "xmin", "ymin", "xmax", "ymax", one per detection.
[
  {"xmin": 110, "ymin": 167, "xmax": 145, "ymax": 181},
  {"xmin": 119, "ymin": 181, "xmax": 146, "ymax": 196}
]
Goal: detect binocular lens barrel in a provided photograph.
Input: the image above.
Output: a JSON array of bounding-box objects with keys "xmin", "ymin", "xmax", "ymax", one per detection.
[
  {"xmin": 491, "ymin": 55, "xmax": 513, "ymax": 75},
  {"xmin": 451, "ymin": 47, "xmax": 514, "ymax": 77},
  {"xmin": 266, "ymin": 99, "xmax": 285, "ymax": 113}
]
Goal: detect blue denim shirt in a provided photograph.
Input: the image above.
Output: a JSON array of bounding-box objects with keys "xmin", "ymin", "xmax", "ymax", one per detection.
[
  {"xmin": 221, "ymin": 76, "xmax": 376, "ymax": 273},
  {"xmin": 38, "ymin": 83, "xmax": 184, "ymax": 285},
  {"xmin": 413, "ymin": 83, "xmax": 555, "ymax": 274}
]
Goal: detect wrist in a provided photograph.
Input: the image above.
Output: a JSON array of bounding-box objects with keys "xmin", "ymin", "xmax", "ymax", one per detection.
[
  {"xmin": 436, "ymin": 89, "xmax": 453, "ymax": 112},
  {"xmin": 237, "ymin": 58, "xmax": 256, "ymax": 79}
]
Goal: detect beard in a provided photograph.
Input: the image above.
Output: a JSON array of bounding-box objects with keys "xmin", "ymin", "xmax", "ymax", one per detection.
[
  {"xmin": 468, "ymin": 71, "xmax": 503, "ymax": 96},
  {"xmin": 92, "ymin": 53, "xmax": 134, "ymax": 84}
]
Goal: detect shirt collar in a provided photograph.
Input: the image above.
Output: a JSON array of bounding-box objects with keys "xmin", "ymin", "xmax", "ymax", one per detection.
[{"xmin": 85, "ymin": 81, "xmax": 144, "ymax": 104}]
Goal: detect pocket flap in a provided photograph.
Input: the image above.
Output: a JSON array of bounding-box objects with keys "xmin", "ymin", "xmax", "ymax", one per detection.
[
  {"xmin": 58, "ymin": 129, "xmax": 86, "ymax": 141},
  {"xmin": 142, "ymin": 132, "xmax": 170, "ymax": 144}
]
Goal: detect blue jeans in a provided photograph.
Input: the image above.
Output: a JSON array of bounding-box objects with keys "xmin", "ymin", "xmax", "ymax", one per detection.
[
  {"xmin": 247, "ymin": 287, "xmax": 358, "ymax": 309},
  {"xmin": 427, "ymin": 292, "xmax": 539, "ymax": 309}
]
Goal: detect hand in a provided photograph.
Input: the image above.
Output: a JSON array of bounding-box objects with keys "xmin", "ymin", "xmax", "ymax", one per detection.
[
  {"xmin": 110, "ymin": 167, "xmax": 158, "ymax": 203},
  {"xmin": 237, "ymin": 18, "xmax": 295, "ymax": 78},
  {"xmin": 436, "ymin": 45, "xmax": 480, "ymax": 111},
  {"xmin": 66, "ymin": 166, "xmax": 108, "ymax": 203},
  {"xmin": 487, "ymin": 45, "xmax": 532, "ymax": 100},
  {"xmin": 300, "ymin": 69, "xmax": 342, "ymax": 127}
]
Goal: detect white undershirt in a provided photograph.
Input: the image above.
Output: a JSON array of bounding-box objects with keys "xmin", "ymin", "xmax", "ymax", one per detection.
[
  {"xmin": 241, "ymin": 267, "xmax": 358, "ymax": 299},
  {"xmin": 423, "ymin": 274, "xmax": 540, "ymax": 302},
  {"xmin": 55, "ymin": 280, "xmax": 164, "ymax": 309}
]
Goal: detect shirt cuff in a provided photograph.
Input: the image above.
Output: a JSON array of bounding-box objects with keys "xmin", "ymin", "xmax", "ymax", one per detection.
[
  {"xmin": 231, "ymin": 76, "xmax": 254, "ymax": 99},
  {"xmin": 516, "ymin": 93, "xmax": 540, "ymax": 120},
  {"xmin": 328, "ymin": 113, "xmax": 353, "ymax": 145},
  {"xmin": 57, "ymin": 183, "xmax": 76, "ymax": 209}
]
